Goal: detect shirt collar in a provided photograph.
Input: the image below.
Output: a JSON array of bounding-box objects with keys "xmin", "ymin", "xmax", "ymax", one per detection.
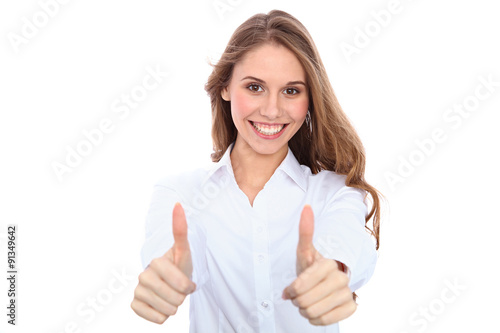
[{"xmin": 204, "ymin": 141, "xmax": 307, "ymax": 192}]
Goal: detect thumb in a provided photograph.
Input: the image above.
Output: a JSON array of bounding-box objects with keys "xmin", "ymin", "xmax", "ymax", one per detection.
[
  {"xmin": 172, "ymin": 202, "xmax": 193, "ymax": 277},
  {"xmin": 297, "ymin": 204, "xmax": 316, "ymax": 273}
]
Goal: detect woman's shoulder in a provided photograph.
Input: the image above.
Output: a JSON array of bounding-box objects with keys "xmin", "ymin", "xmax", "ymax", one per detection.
[
  {"xmin": 308, "ymin": 168, "xmax": 346, "ymax": 189},
  {"xmin": 154, "ymin": 164, "xmax": 212, "ymax": 195},
  {"xmin": 307, "ymin": 169, "xmax": 366, "ymax": 200}
]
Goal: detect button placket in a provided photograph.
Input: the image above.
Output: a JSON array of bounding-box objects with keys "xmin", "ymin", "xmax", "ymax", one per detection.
[{"xmin": 252, "ymin": 200, "xmax": 275, "ymax": 332}]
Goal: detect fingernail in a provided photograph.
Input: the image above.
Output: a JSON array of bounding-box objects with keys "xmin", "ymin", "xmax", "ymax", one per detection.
[{"xmin": 282, "ymin": 290, "xmax": 287, "ymax": 300}]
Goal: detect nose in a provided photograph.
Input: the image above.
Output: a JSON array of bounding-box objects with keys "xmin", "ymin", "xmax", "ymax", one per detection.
[{"xmin": 260, "ymin": 93, "xmax": 282, "ymax": 120}]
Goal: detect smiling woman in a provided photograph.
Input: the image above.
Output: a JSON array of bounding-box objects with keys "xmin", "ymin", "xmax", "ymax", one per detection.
[
  {"xmin": 222, "ymin": 43, "xmax": 309, "ymax": 150},
  {"xmin": 220, "ymin": 42, "xmax": 311, "ymax": 198},
  {"xmin": 132, "ymin": 9, "xmax": 382, "ymax": 333}
]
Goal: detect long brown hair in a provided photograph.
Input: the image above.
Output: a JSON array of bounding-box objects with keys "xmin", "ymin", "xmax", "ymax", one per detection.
[{"xmin": 205, "ymin": 9, "xmax": 381, "ymax": 275}]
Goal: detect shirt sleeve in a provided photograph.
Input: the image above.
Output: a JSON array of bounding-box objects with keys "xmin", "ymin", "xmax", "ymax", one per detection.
[
  {"xmin": 140, "ymin": 181, "xmax": 208, "ymax": 289},
  {"xmin": 313, "ymin": 185, "xmax": 378, "ymax": 292}
]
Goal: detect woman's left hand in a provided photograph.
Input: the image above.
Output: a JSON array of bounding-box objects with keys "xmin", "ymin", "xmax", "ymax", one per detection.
[{"xmin": 282, "ymin": 205, "xmax": 356, "ymax": 326}]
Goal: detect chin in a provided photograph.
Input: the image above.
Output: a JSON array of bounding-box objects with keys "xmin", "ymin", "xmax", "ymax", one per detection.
[{"xmin": 248, "ymin": 137, "xmax": 289, "ymax": 155}]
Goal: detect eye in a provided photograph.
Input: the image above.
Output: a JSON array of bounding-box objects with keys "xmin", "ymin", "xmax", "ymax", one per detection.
[
  {"xmin": 247, "ymin": 84, "xmax": 264, "ymax": 92},
  {"xmin": 283, "ymin": 87, "xmax": 299, "ymax": 95}
]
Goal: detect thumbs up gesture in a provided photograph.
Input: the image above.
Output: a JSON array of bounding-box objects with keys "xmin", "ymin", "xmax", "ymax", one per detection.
[
  {"xmin": 131, "ymin": 202, "xmax": 196, "ymax": 324},
  {"xmin": 282, "ymin": 205, "xmax": 357, "ymax": 326}
]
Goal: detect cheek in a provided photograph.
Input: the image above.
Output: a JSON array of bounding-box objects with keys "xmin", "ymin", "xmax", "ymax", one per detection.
[
  {"xmin": 290, "ymin": 97, "xmax": 309, "ymax": 121},
  {"xmin": 231, "ymin": 90, "xmax": 258, "ymax": 120}
]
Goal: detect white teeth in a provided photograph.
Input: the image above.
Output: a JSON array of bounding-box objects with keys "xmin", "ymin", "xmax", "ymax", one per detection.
[{"xmin": 252, "ymin": 122, "xmax": 285, "ymax": 135}]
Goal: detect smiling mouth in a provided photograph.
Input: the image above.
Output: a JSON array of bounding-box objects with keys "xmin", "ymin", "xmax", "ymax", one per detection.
[{"xmin": 250, "ymin": 121, "xmax": 288, "ymax": 136}]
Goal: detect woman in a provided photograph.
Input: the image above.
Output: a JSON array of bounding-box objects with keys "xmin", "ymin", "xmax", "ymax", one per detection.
[{"xmin": 131, "ymin": 9, "xmax": 381, "ymax": 332}]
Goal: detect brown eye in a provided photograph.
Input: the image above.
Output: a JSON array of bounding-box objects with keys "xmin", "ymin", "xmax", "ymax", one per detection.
[
  {"xmin": 284, "ymin": 88, "xmax": 299, "ymax": 95},
  {"xmin": 248, "ymin": 84, "xmax": 263, "ymax": 92}
]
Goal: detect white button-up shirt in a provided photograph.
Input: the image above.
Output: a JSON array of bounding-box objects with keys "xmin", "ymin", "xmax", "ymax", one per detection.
[{"xmin": 141, "ymin": 141, "xmax": 377, "ymax": 333}]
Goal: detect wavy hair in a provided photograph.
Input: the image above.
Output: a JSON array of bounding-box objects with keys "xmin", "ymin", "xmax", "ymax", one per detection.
[{"xmin": 205, "ymin": 10, "xmax": 382, "ymax": 297}]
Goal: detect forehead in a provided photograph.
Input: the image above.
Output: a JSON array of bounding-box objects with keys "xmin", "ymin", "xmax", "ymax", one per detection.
[{"xmin": 232, "ymin": 43, "xmax": 306, "ymax": 82}]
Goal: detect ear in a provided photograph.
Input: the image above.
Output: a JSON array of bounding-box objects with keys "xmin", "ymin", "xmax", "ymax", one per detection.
[{"xmin": 221, "ymin": 86, "xmax": 230, "ymax": 101}]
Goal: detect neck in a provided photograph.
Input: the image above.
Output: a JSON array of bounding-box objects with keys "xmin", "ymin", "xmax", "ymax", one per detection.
[{"xmin": 230, "ymin": 135, "xmax": 288, "ymax": 188}]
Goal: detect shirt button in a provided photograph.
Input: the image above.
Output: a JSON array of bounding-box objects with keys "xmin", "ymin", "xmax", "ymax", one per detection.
[
  {"xmin": 258, "ymin": 254, "xmax": 265, "ymax": 262},
  {"xmin": 260, "ymin": 300, "xmax": 272, "ymax": 310},
  {"xmin": 257, "ymin": 226, "xmax": 263, "ymax": 233}
]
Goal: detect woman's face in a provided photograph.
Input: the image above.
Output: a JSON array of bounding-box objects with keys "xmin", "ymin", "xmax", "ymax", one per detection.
[{"xmin": 222, "ymin": 43, "xmax": 309, "ymax": 156}]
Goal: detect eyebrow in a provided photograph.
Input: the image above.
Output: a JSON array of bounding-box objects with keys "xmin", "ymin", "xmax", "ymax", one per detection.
[{"xmin": 241, "ymin": 76, "xmax": 306, "ymax": 86}]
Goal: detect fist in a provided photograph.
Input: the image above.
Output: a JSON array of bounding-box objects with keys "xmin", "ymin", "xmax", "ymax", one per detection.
[
  {"xmin": 282, "ymin": 205, "xmax": 356, "ymax": 325},
  {"xmin": 131, "ymin": 202, "xmax": 196, "ymax": 324}
]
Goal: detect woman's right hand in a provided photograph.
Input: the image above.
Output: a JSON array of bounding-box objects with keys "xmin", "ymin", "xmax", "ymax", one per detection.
[{"xmin": 131, "ymin": 202, "xmax": 196, "ymax": 324}]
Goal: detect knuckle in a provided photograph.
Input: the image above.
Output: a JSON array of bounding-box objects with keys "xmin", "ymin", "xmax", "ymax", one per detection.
[
  {"xmin": 167, "ymin": 305, "xmax": 178, "ymax": 316},
  {"xmin": 175, "ymin": 293, "xmax": 186, "ymax": 306},
  {"xmin": 154, "ymin": 312, "xmax": 168, "ymax": 324},
  {"xmin": 304, "ymin": 307, "xmax": 316, "ymax": 318},
  {"xmin": 150, "ymin": 256, "xmax": 160, "ymax": 266},
  {"xmin": 130, "ymin": 299, "xmax": 138, "ymax": 313},
  {"xmin": 133, "ymin": 285, "xmax": 143, "ymax": 299},
  {"xmin": 169, "ymin": 292, "xmax": 184, "ymax": 306},
  {"xmin": 134, "ymin": 285, "xmax": 152, "ymax": 304},
  {"xmin": 344, "ymin": 292, "xmax": 354, "ymax": 304},
  {"xmin": 348, "ymin": 300, "xmax": 358, "ymax": 313},
  {"xmin": 340, "ymin": 272, "xmax": 349, "ymax": 285},
  {"xmin": 156, "ymin": 283, "xmax": 184, "ymax": 307},
  {"xmin": 310, "ymin": 316, "xmax": 325, "ymax": 326},
  {"xmin": 293, "ymin": 296, "xmax": 305, "ymax": 308},
  {"xmin": 172, "ymin": 276, "xmax": 191, "ymax": 294},
  {"xmin": 178, "ymin": 280, "xmax": 191, "ymax": 293},
  {"xmin": 138, "ymin": 271, "xmax": 149, "ymax": 285},
  {"xmin": 346, "ymin": 287, "xmax": 354, "ymax": 297},
  {"xmin": 334, "ymin": 272, "xmax": 348, "ymax": 286},
  {"xmin": 340, "ymin": 286, "xmax": 352, "ymax": 300},
  {"xmin": 292, "ymin": 277, "xmax": 304, "ymax": 291},
  {"xmin": 150, "ymin": 256, "xmax": 168, "ymax": 271},
  {"xmin": 149, "ymin": 258, "xmax": 160, "ymax": 271}
]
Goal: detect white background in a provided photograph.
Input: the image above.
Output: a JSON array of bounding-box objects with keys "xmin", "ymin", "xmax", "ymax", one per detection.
[{"xmin": 1, "ymin": 0, "xmax": 499, "ymax": 332}]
